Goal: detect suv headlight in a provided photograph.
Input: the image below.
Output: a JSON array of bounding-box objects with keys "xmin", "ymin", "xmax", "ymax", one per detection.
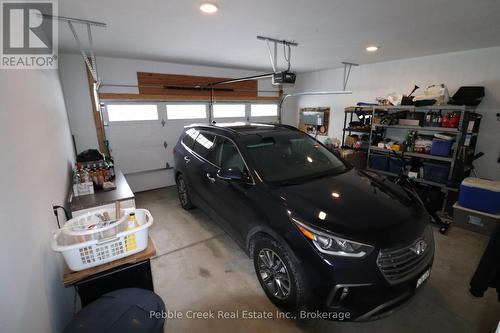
[{"xmin": 292, "ymin": 218, "xmax": 373, "ymax": 258}]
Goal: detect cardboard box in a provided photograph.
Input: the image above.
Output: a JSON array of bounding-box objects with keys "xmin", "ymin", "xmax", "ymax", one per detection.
[
  {"xmin": 345, "ymin": 135, "xmax": 357, "ymax": 147},
  {"xmin": 340, "ymin": 149, "xmax": 367, "ymax": 170},
  {"xmin": 398, "ymin": 119, "xmax": 421, "ymax": 126}
]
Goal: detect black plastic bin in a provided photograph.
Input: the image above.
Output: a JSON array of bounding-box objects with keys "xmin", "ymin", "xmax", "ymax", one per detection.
[
  {"xmin": 64, "ymin": 288, "xmax": 165, "ymax": 333},
  {"xmin": 423, "ymin": 161, "xmax": 450, "ymax": 184},
  {"xmin": 388, "ymin": 157, "xmax": 404, "ymax": 174},
  {"xmin": 369, "ymin": 154, "xmax": 389, "ymax": 171}
]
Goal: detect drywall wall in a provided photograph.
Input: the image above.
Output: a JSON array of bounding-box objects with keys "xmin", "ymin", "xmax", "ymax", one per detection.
[
  {"xmin": 287, "ymin": 47, "xmax": 500, "ymax": 180},
  {"xmin": 0, "ymin": 70, "xmax": 75, "ymax": 332},
  {"xmin": 59, "ymin": 54, "xmax": 281, "ymax": 191}
]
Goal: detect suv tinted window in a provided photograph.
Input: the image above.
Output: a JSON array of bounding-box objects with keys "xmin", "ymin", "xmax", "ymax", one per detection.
[
  {"xmin": 192, "ymin": 132, "xmax": 216, "ymax": 159},
  {"xmin": 246, "ymin": 132, "xmax": 347, "ymax": 184},
  {"xmin": 182, "ymin": 128, "xmax": 199, "ymax": 148},
  {"xmin": 213, "ymin": 137, "xmax": 246, "ymax": 172}
]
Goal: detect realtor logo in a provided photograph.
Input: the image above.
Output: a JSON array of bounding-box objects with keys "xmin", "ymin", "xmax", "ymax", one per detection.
[{"xmin": 1, "ymin": 0, "xmax": 58, "ymax": 69}]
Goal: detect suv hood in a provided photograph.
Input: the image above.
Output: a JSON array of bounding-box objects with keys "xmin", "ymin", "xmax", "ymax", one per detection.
[{"xmin": 277, "ymin": 169, "xmax": 428, "ymax": 248}]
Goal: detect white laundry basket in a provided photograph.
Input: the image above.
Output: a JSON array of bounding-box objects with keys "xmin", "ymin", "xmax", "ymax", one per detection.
[{"xmin": 52, "ymin": 208, "xmax": 153, "ymax": 271}]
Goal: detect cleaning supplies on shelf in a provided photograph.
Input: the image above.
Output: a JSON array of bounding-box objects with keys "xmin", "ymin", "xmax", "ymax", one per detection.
[
  {"xmin": 404, "ymin": 131, "xmax": 417, "ymax": 152},
  {"xmin": 442, "ymin": 112, "xmax": 461, "ymax": 128}
]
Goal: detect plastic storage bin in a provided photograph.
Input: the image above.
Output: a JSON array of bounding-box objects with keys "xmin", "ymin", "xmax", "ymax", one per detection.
[
  {"xmin": 388, "ymin": 157, "xmax": 404, "ymax": 174},
  {"xmin": 423, "ymin": 162, "xmax": 450, "ymax": 184},
  {"xmin": 52, "ymin": 208, "xmax": 153, "ymax": 271},
  {"xmin": 64, "ymin": 288, "xmax": 165, "ymax": 333},
  {"xmin": 431, "ymin": 139, "xmax": 452, "ymax": 157},
  {"xmin": 369, "ymin": 154, "xmax": 388, "ymax": 171},
  {"xmin": 453, "ymin": 203, "xmax": 499, "ymax": 236},
  {"xmin": 458, "ymin": 178, "xmax": 500, "ymax": 214}
]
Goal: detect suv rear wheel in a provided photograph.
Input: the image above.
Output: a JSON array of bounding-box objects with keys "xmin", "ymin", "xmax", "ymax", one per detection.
[
  {"xmin": 176, "ymin": 174, "xmax": 194, "ymax": 210},
  {"xmin": 252, "ymin": 236, "xmax": 308, "ymax": 311}
]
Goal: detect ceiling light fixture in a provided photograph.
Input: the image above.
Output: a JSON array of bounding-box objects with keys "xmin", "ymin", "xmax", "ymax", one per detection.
[
  {"xmin": 366, "ymin": 45, "xmax": 379, "ymax": 52},
  {"xmin": 200, "ymin": 2, "xmax": 218, "ymax": 14}
]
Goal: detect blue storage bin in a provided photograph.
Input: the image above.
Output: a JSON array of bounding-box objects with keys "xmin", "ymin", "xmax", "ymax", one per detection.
[
  {"xmin": 369, "ymin": 154, "xmax": 388, "ymax": 171},
  {"xmin": 423, "ymin": 161, "xmax": 450, "ymax": 184},
  {"xmin": 458, "ymin": 178, "xmax": 500, "ymax": 214},
  {"xmin": 388, "ymin": 157, "xmax": 404, "ymax": 174},
  {"xmin": 431, "ymin": 139, "xmax": 452, "ymax": 157}
]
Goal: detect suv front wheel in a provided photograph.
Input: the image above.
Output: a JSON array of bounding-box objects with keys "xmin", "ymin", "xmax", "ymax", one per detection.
[{"xmin": 252, "ymin": 236, "xmax": 308, "ymax": 312}]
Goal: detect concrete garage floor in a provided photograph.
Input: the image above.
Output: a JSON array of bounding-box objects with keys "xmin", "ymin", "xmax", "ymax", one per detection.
[{"xmin": 136, "ymin": 187, "xmax": 500, "ymax": 333}]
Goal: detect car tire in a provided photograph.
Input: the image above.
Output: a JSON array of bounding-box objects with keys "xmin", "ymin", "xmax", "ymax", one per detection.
[
  {"xmin": 176, "ymin": 174, "xmax": 195, "ymax": 210},
  {"xmin": 251, "ymin": 236, "xmax": 308, "ymax": 312}
]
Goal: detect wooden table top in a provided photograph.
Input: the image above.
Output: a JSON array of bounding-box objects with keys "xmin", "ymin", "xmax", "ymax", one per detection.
[{"xmin": 63, "ymin": 237, "xmax": 156, "ymax": 287}]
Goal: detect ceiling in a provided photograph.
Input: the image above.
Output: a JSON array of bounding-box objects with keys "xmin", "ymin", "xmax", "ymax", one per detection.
[{"xmin": 58, "ymin": 0, "xmax": 500, "ymax": 72}]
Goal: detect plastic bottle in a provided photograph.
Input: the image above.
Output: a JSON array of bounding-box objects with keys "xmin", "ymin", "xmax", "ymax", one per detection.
[
  {"xmin": 97, "ymin": 163, "xmax": 105, "ymax": 185},
  {"xmin": 83, "ymin": 167, "xmax": 91, "ymax": 183},
  {"xmin": 127, "ymin": 212, "xmax": 139, "ymax": 230},
  {"xmin": 108, "ymin": 162, "xmax": 115, "ymax": 179},
  {"xmin": 72, "ymin": 169, "xmax": 80, "ymax": 184},
  {"xmin": 92, "ymin": 164, "xmax": 98, "ymax": 185}
]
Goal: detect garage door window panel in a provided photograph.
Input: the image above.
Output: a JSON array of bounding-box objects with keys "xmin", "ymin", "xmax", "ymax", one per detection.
[
  {"xmin": 167, "ymin": 104, "xmax": 207, "ymax": 120},
  {"xmin": 250, "ymin": 104, "xmax": 278, "ymax": 117},
  {"xmin": 213, "ymin": 104, "xmax": 246, "ymax": 118},
  {"xmin": 107, "ymin": 104, "xmax": 159, "ymax": 122}
]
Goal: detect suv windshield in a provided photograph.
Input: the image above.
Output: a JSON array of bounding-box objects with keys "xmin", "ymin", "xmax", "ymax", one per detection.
[{"xmin": 245, "ymin": 132, "xmax": 348, "ymax": 184}]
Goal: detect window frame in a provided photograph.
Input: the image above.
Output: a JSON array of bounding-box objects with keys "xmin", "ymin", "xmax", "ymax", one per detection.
[
  {"xmin": 191, "ymin": 131, "xmax": 217, "ymax": 160},
  {"xmin": 182, "ymin": 130, "xmax": 255, "ymax": 185}
]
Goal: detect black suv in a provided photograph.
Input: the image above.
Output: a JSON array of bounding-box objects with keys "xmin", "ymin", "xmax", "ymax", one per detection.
[{"xmin": 173, "ymin": 122, "xmax": 434, "ymax": 320}]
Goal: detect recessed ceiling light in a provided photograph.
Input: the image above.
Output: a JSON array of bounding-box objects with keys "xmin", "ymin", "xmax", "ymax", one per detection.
[
  {"xmin": 366, "ymin": 45, "xmax": 379, "ymax": 52},
  {"xmin": 200, "ymin": 2, "xmax": 218, "ymax": 14}
]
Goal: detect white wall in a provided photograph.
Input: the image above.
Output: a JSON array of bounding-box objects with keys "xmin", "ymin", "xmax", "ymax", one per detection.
[
  {"xmin": 59, "ymin": 54, "xmax": 280, "ymax": 191},
  {"xmin": 0, "ymin": 70, "xmax": 75, "ymax": 333},
  {"xmin": 287, "ymin": 47, "xmax": 500, "ymax": 180}
]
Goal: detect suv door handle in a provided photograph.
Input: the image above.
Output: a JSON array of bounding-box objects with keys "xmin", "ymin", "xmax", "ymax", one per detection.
[
  {"xmin": 184, "ymin": 156, "xmax": 190, "ymax": 163},
  {"xmin": 206, "ymin": 173, "xmax": 216, "ymax": 183}
]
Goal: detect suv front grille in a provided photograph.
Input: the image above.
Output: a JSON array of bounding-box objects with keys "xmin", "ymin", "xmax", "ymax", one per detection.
[{"xmin": 377, "ymin": 227, "xmax": 433, "ymax": 284}]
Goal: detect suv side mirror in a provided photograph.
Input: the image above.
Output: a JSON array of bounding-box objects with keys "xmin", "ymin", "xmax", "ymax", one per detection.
[{"xmin": 217, "ymin": 167, "xmax": 246, "ymax": 182}]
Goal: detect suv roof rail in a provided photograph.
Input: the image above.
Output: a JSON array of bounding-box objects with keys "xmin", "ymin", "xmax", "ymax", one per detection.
[
  {"xmin": 184, "ymin": 123, "xmax": 239, "ymax": 135},
  {"xmin": 184, "ymin": 122, "xmax": 300, "ymax": 135},
  {"xmin": 272, "ymin": 124, "xmax": 301, "ymax": 132}
]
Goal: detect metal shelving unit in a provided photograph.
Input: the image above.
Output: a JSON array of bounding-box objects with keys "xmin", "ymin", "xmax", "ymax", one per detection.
[
  {"xmin": 341, "ymin": 106, "xmax": 381, "ymax": 148},
  {"xmin": 344, "ymin": 105, "xmax": 482, "ymax": 215}
]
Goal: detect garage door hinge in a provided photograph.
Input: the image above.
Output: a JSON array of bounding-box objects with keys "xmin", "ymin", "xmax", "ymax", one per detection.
[
  {"xmin": 161, "ymin": 119, "xmax": 165, "ymax": 127},
  {"xmin": 164, "ymin": 141, "xmax": 168, "ymax": 149}
]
